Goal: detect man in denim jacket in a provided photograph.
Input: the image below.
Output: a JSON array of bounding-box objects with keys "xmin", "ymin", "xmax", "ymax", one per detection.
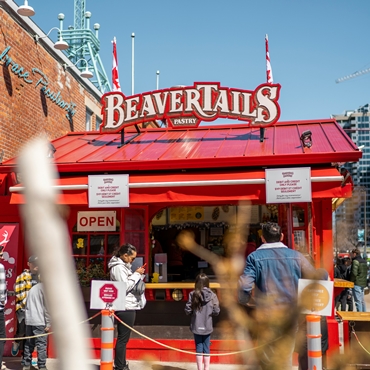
[{"xmin": 239, "ymin": 222, "xmax": 316, "ymax": 370}]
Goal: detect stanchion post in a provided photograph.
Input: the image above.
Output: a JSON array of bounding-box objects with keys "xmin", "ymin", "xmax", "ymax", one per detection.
[
  {"xmin": 101, "ymin": 308, "xmax": 115, "ymax": 370},
  {"xmin": 306, "ymin": 315, "xmax": 322, "ymax": 370}
]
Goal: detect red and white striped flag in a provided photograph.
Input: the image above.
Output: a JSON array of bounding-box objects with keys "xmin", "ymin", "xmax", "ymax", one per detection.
[
  {"xmin": 265, "ymin": 34, "xmax": 273, "ymax": 84},
  {"xmin": 112, "ymin": 37, "xmax": 121, "ymax": 92}
]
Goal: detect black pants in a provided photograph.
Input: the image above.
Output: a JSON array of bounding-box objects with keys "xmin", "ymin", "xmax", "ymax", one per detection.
[
  {"xmin": 114, "ymin": 310, "xmax": 136, "ymax": 370},
  {"xmin": 0, "ymin": 311, "xmax": 5, "ymax": 365},
  {"xmin": 335, "ymin": 289, "xmax": 353, "ymax": 311},
  {"xmin": 14, "ymin": 316, "xmax": 26, "ymax": 349}
]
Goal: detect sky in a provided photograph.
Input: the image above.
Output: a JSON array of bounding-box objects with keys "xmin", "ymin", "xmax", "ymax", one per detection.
[{"xmin": 13, "ymin": 0, "xmax": 370, "ymax": 122}]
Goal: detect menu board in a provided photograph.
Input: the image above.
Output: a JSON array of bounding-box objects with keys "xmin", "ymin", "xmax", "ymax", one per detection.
[
  {"xmin": 203, "ymin": 206, "xmax": 236, "ymax": 223},
  {"xmin": 169, "ymin": 206, "xmax": 204, "ymax": 223}
]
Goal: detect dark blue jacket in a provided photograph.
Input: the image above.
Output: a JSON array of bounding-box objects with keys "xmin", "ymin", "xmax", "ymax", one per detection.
[{"xmin": 239, "ymin": 242, "xmax": 316, "ymax": 307}]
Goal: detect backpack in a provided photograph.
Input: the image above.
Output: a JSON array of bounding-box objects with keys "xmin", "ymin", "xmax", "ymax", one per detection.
[{"xmin": 130, "ymin": 279, "xmax": 145, "ymax": 296}]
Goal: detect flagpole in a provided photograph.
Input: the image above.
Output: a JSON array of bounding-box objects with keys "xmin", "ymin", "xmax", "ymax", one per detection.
[
  {"xmin": 156, "ymin": 70, "xmax": 160, "ymax": 90},
  {"xmin": 265, "ymin": 34, "xmax": 273, "ymax": 84},
  {"xmin": 131, "ymin": 32, "xmax": 135, "ymax": 95},
  {"xmin": 112, "ymin": 37, "xmax": 121, "ymax": 92},
  {"xmin": 261, "ymin": 34, "xmax": 274, "ymax": 143}
]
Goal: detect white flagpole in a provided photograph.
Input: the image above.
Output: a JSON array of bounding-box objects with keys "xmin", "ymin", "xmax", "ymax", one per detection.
[
  {"xmin": 131, "ymin": 33, "xmax": 135, "ymax": 95},
  {"xmin": 156, "ymin": 70, "xmax": 160, "ymax": 90}
]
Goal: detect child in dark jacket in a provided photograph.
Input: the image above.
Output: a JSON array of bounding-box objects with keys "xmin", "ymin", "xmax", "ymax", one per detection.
[{"xmin": 185, "ymin": 273, "xmax": 220, "ymax": 370}]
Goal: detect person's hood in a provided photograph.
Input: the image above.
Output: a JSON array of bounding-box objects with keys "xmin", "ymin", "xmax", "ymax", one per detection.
[
  {"xmin": 200, "ymin": 287, "xmax": 213, "ymax": 303},
  {"xmin": 353, "ymin": 255, "xmax": 367, "ymax": 264},
  {"xmin": 108, "ymin": 256, "xmax": 132, "ymax": 270}
]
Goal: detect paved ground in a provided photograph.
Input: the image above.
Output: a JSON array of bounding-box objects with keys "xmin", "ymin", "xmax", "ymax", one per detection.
[
  {"xmin": 1, "ymin": 358, "xmax": 256, "ymax": 370},
  {"xmin": 3, "ymin": 294, "xmax": 368, "ymax": 369}
]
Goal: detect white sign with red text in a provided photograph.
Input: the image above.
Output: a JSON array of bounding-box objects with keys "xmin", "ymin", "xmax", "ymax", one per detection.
[
  {"xmin": 90, "ymin": 280, "xmax": 126, "ymax": 310},
  {"xmin": 265, "ymin": 167, "xmax": 312, "ymax": 203},
  {"xmin": 77, "ymin": 211, "xmax": 116, "ymax": 232},
  {"xmin": 88, "ymin": 174, "xmax": 129, "ymax": 208}
]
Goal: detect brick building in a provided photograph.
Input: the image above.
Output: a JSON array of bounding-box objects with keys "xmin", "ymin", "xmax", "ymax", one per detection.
[
  {"xmin": 0, "ymin": 1, "xmax": 102, "ymax": 162},
  {"xmin": 0, "ymin": 1, "xmax": 102, "ymax": 356}
]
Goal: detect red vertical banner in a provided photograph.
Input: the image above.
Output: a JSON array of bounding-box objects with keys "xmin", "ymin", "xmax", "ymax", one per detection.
[{"xmin": 0, "ymin": 223, "xmax": 19, "ymax": 356}]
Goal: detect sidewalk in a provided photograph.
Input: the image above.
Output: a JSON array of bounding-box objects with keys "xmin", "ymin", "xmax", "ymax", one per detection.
[
  {"xmin": 2, "ymin": 357, "xmax": 299, "ymax": 370},
  {"xmin": 2, "ymin": 358, "xmax": 244, "ymax": 370}
]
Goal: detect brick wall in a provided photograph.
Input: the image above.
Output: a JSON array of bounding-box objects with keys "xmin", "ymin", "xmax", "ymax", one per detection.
[{"xmin": 0, "ymin": 7, "xmax": 101, "ymax": 162}]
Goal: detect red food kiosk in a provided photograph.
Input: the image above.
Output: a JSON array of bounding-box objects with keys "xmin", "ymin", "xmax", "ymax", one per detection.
[{"xmin": 0, "ymin": 82, "xmax": 362, "ymax": 364}]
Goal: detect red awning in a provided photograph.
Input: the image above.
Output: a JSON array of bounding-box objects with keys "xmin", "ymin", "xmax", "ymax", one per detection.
[
  {"xmin": 10, "ymin": 190, "xmax": 88, "ymax": 205},
  {"xmin": 9, "ymin": 168, "xmax": 349, "ymax": 206}
]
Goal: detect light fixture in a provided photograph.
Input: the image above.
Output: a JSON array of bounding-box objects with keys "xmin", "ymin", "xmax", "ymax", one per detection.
[
  {"xmin": 64, "ymin": 58, "xmax": 93, "ymax": 79},
  {"xmin": 172, "ymin": 289, "xmax": 183, "ymax": 301},
  {"xmin": 34, "ymin": 27, "xmax": 69, "ymax": 50},
  {"xmin": 300, "ymin": 130, "xmax": 312, "ymax": 148},
  {"xmin": 17, "ymin": 0, "xmax": 35, "ymax": 17},
  {"xmin": 47, "ymin": 143, "xmax": 57, "ymax": 158}
]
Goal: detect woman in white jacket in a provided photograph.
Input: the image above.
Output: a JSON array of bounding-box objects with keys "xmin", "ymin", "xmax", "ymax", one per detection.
[{"xmin": 108, "ymin": 243, "xmax": 146, "ymax": 370}]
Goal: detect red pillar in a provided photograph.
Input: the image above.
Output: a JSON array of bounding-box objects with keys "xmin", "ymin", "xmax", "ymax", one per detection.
[{"xmin": 314, "ymin": 199, "xmax": 334, "ymax": 276}]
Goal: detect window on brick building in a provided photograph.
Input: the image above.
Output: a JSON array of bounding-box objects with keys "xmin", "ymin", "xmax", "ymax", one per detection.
[
  {"xmin": 86, "ymin": 108, "xmax": 93, "ymax": 131},
  {"xmin": 96, "ymin": 116, "xmax": 102, "ymax": 131}
]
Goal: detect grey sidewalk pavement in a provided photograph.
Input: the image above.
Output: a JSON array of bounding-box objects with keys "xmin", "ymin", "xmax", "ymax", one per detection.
[
  {"xmin": 2, "ymin": 358, "xmax": 245, "ymax": 370},
  {"xmin": 2, "ymin": 357, "xmax": 300, "ymax": 370}
]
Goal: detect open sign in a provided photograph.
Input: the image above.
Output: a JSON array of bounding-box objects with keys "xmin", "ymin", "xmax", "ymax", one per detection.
[{"xmin": 77, "ymin": 211, "xmax": 116, "ymax": 232}]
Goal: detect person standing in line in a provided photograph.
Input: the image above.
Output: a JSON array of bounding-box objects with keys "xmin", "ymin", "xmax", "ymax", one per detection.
[
  {"xmin": 185, "ymin": 273, "xmax": 220, "ymax": 370},
  {"xmin": 12, "ymin": 256, "xmax": 39, "ymax": 359},
  {"xmin": 334, "ymin": 257, "xmax": 352, "ymax": 312},
  {"xmin": 349, "ymin": 248, "xmax": 368, "ymax": 312},
  {"xmin": 22, "ymin": 275, "xmax": 51, "ymax": 370},
  {"xmin": 238, "ymin": 222, "xmax": 316, "ymax": 370},
  {"xmin": 0, "ymin": 248, "xmax": 7, "ymax": 370},
  {"xmin": 108, "ymin": 244, "xmax": 146, "ymax": 370}
]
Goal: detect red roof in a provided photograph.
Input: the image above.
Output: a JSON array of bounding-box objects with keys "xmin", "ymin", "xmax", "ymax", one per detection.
[{"xmin": 1, "ymin": 119, "xmax": 362, "ymax": 173}]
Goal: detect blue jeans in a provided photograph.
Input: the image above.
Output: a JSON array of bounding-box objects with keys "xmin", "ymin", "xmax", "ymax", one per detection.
[
  {"xmin": 353, "ymin": 285, "xmax": 367, "ymax": 312},
  {"xmin": 194, "ymin": 334, "xmax": 211, "ymax": 355},
  {"xmin": 23, "ymin": 325, "xmax": 48, "ymax": 368}
]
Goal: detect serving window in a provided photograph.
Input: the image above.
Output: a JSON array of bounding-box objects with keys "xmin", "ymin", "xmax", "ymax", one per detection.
[{"xmin": 151, "ymin": 204, "xmax": 282, "ymax": 282}]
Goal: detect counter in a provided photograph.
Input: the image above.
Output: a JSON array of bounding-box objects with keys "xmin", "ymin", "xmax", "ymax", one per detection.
[{"xmin": 145, "ymin": 282, "xmax": 221, "ymax": 301}]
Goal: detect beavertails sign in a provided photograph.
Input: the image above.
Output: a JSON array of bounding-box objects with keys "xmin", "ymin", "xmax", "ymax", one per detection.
[{"xmin": 100, "ymin": 82, "xmax": 281, "ymax": 132}]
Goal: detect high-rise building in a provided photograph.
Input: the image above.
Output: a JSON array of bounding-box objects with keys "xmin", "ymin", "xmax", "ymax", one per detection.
[{"xmin": 332, "ymin": 106, "xmax": 369, "ymax": 252}]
